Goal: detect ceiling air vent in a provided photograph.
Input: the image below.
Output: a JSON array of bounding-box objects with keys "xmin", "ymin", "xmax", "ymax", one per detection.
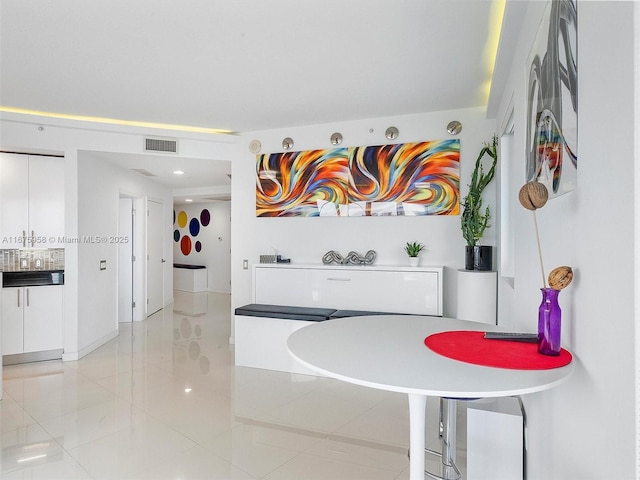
[
  {"xmin": 144, "ymin": 136, "xmax": 178, "ymax": 154},
  {"xmin": 131, "ymin": 168, "xmax": 156, "ymax": 177}
]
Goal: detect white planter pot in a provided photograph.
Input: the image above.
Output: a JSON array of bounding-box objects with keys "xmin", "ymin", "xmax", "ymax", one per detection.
[{"xmin": 408, "ymin": 257, "xmax": 420, "ymax": 267}]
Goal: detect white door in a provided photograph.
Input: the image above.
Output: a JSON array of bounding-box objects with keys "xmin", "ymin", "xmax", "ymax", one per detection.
[
  {"xmin": 146, "ymin": 200, "xmax": 164, "ymax": 316},
  {"xmin": 118, "ymin": 197, "xmax": 134, "ymax": 322}
]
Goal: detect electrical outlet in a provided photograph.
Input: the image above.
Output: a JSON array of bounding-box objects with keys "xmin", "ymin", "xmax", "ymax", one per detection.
[
  {"xmin": 35, "ymin": 259, "xmax": 42, "ymax": 268},
  {"xmin": 21, "ymin": 258, "xmax": 28, "ymax": 269}
]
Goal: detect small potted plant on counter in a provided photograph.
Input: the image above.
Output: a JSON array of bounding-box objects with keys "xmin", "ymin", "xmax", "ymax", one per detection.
[{"xmin": 405, "ymin": 241, "xmax": 425, "ymax": 267}]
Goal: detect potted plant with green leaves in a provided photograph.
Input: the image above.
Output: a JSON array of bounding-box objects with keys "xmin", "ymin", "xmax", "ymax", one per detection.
[
  {"xmin": 405, "ymin": 241, "xmax": 425, "ymax": 267},
  {"xmin": 460, "ymin": 135, "xmax": 498, "ymax": 270}
]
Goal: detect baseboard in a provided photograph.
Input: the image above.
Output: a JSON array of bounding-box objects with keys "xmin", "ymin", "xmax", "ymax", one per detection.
[
  {"xmin": 62, "ymin": 329, "xmax": 119, "ymax": 361},
  {"xmin": 3, "ymin": 349, "xmax": 63, "ymax": 366}
]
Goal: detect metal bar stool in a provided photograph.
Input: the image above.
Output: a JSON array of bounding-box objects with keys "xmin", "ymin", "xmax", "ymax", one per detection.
[{"xmin": 426, "ymin": 398, "xmax": 462, "ymax": 480}]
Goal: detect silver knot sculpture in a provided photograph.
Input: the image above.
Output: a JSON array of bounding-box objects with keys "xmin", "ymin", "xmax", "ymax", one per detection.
[{"xmin": 322, "ymin": 250, "xmax": 376, "ymax": 265}]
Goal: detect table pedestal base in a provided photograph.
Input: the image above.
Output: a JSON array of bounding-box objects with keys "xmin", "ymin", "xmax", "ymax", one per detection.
[
  {"xmin": 408, "ymin": 395, "xmax": 461, "ymax": 480},
  {"xmin": 408, "ymin": 394, "xmax": 427, "ymax": 480}
]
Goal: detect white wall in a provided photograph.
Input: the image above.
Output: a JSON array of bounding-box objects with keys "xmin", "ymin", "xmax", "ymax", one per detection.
[
  {"xmin": 493, "ymin": 1, "xmax": 636, "ymax": 478},
  {"xmin": 173, "ymin": 201, "xmax": 231, "ymax": 294},
  {"xmin": 232, "ymin": 107, "xmax": 496, "ymax": 320}
]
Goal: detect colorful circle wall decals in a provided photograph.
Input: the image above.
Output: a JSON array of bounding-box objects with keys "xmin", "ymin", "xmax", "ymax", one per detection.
[
  {"xmin": 189, "ymin": 218, "xmax": 200, "ymax": 236},
  {"xmin": 174, "ymin": 208, "xmax": 212, "ymax": 256},
  {"xmin": 180, "ymin": 235, "xmax": 192, "ymax": 255},
  {"xmin": 177, "ymin": 211, "xmax": 188, "ymax": 228},
  {"xmin": 200, "ymin": 209, "xmax": 211, "ymax": 226}
]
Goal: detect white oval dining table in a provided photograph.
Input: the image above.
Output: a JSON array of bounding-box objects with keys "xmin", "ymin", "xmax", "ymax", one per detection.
[{"xmin": 287, "ymin": 314, "xmax": 574, "ymax": 480}]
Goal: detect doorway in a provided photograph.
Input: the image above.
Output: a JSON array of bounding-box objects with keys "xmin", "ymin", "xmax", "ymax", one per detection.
[
  {"xmin": 118, "ymin": 195, "xmax": 146, "ymax": 323},
  {"xmin": 147, "ymin": 199, "xmax": 164, "ymax": 316},
  {"xmin": 118, "ymin": 197, "xmax": 134, "ymax": 322}
]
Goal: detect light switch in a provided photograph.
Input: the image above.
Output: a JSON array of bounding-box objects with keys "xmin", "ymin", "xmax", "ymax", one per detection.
[
  {"xmin": 243, "ymin": 259, "xmax": 248, "ymax": 270},
  {"xmin": 100, "ymin": 260, "xmax": 107, "ymax": 270}
]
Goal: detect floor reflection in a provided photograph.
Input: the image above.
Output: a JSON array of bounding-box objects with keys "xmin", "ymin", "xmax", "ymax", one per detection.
[{"xmin": 173, "ymin": 290, "xmax": 208, "ymax": 316}]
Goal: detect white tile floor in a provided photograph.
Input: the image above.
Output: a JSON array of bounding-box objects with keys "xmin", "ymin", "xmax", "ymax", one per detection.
[{"xmin": 1, "ymin": 291, "xmax": 467, "ymax": 479}]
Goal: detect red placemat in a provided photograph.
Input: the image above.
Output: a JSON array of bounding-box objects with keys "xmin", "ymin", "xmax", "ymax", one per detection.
[{"xmin": 424, "ymin": 331, "xmax": 572, "ymax": 370}]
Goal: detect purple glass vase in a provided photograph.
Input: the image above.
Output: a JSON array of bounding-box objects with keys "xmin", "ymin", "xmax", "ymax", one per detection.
[{"xmin": 538, "ymin": 288, "xmax": 561, "ymax": 355}]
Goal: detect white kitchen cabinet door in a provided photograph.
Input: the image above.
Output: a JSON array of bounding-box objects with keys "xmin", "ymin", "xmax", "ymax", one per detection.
[
  {"xmin": 23, "ymin": 286, "xmax": 63, "ymax": 353},
  {"xmin": 0, "ymin": 153, "xmax": 29, "ymax": 248},
  {"xmin": 28, "ymin": 156, "xmax": 65, "ymax": 247},
  {"xmin": 1, "ymin": 285, "xmax": 63, "ymax": 356},
  {"xmin": 1, "ymin": 287, "xmax": 25, "ymax": 355},
  {"xmin": 0, "ymin": 153, "xmax": 64, "ymax": 248}
]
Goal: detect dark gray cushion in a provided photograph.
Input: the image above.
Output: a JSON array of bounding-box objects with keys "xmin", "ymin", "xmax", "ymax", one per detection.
[
  {"xmin": 329, "ymin": 309, "xmax": 396, "ymax": 319},
  {"xmin": 234, "ymin": 304, "xmax": 336, "ymax": 322}
]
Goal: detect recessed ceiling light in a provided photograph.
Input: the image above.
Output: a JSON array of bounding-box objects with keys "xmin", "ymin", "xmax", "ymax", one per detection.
[
  {"xmin": 173, "ymin": 170, "xmax": 184, "ymax": 175},
  {"xmin": 185, "ymin": 199, "xmax": 193, "ymax": 202}
]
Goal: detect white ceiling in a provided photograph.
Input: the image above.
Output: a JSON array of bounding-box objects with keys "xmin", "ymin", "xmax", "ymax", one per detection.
[
  {"xmin": 85, "ymin": 151, "xmax": 232, "ymax": 204},
  {"xmin": 0, "ymin": 0, "xmax": 504, "ymax": 197}
]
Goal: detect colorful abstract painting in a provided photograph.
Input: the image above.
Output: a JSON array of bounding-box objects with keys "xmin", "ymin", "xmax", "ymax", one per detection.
[
  {"xmin": 255, "ymin": 140, "xmax": 460, "ymax": 217},
  {"xmin": 347, "ymin": 140, "xmax": 460, "ymax": 216},
  {"xmin": 256, "ymin": 148, "xmax": 349, "ymax": 217}
]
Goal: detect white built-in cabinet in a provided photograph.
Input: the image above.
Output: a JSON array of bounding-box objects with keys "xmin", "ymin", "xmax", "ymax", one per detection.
[
  {"xmin": 253, "ymin": 264, "xmax": 443, "ymax": 316},
  {"xmin": 1, "ymin": 285, "xmax": 63, "ymax": 355},
  {"xmin": 0, "ymin": 153, "xmax": 65, "ymax": 248}
]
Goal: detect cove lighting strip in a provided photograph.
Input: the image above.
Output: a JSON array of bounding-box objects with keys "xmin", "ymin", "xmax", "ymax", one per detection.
[
  {"xmin": 480, "ymin": 0, "xmax": 506, "ymax": 103},
  {"xmin": 0, "ymin": 106, "xmax": 235, "ymax": 135}
]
